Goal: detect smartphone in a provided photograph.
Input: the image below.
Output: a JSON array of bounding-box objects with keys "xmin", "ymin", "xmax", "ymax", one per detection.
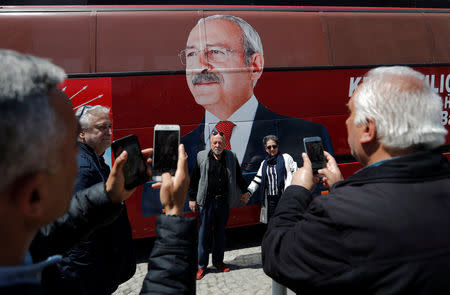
[
  {"xmin": 303, "ymin": 136, "xmax": 327, "ymax": 174},
  {"xmin": 111, "ymin": 134, "xmax": 149, "ymax": 190},
  {"xmin": 152, "ymin": 124, "xmax": 180, "ymax": 181}
]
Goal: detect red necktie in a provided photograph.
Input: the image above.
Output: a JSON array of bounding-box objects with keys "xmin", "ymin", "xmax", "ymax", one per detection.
[{"xmin": 215, "ymin": 121, "xmax": 235, "ymax": 150}]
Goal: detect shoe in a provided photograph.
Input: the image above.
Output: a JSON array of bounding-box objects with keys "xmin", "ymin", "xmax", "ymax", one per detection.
[
  {"xmin": 196, "ymin": 268, "xmax": 206, "ymax": 280},
  {"xmin": 214, "ymin": 263, "xmax": 230, "ymax": 272}
]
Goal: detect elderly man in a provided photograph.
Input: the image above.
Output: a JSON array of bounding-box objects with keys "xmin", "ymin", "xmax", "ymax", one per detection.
[
  {"xmin": 262, "ymin": 66, "xmax": 450, "ymax": 294},
  {"xmin": 188, "ymin": 130, "xmax": 248, "ymax": 280},
  {"xmin": 44, "ymin": 105, "xmax": 135, "ymax": 295},
  {"xmin": 0, "ymin": 50, "xmax": 197, "ymax": 294},
  {"xmin": 181, "ymin": 14, "xmax": 333, "ymax": 187}
]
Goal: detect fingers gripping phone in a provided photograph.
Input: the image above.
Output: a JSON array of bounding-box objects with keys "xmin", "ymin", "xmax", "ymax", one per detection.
[
  {"xmin": 303, "ymin": 136, "xmax": 327, "ymax": 174},
  {"xmin": 152, "ymin": 125, "xmax": 180, "ymax": 181},
  {"xmin": 111, "ymin": 134, "xmax": 149, "ymax": 190}
]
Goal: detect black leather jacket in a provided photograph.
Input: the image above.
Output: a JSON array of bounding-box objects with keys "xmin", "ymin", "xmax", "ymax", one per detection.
[{"xmin": 263, "ymin": 151, "xmax": 450, "ymax": 295}]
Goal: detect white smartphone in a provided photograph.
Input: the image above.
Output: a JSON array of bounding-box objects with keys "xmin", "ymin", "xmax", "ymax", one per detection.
[
  {"xmin": 152, "ymin": 124, "xmax": 180, "ymax": 181},
  {"xmin": 303, "ymin": 136, "xmax": 326, "ymax": 174}
]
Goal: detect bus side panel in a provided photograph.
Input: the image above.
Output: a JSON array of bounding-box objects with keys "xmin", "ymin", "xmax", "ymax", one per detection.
[
  {"xmin": 425, "ymin": 13, "xmax": 450, "ymax": 63},
  {"xmin": 96, "ymin": 10, "xmax": 201, "ymax": 72},
  {"xmin": 324, "ymin": 12, "xmax": 435, "ymax": 65},
  {"xmin": 0, "ymin": 12, "xmax": 95, "ymax": 73}
]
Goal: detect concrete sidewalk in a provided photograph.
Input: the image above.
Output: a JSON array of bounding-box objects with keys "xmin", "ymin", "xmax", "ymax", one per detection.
[{"xmin": 113, "ymin": 245, "xmax": 294, "ymax": 295}]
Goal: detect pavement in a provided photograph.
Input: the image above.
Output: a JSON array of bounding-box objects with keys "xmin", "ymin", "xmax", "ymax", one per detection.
[{"xmin": 113, "ymin": 245, "xmax": 295, "ymax": 295}]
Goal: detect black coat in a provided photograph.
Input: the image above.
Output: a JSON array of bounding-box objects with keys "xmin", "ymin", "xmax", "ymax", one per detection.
[
  {"xmin": 262, "ymin": 151, "xmax": 450, "ymax": 294},
  {"xmin": 7, "ymin": 192, "xmax": 197, "ymax": 295},
  {"xmin": 140, "ymin": 215, "xmax": 198, "ymax": 295},
  {"xmin": 28, "ymin": 183, "xmax": 123, "ymax": 295},
  {"xmin": 44, "ymin": 142, "xmax": 135, "ymax": 295}
]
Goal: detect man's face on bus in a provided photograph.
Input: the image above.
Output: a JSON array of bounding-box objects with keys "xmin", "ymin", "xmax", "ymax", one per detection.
[{"xmin": 184, "ymin": 18, "xmax": 256, "ymax": 117}]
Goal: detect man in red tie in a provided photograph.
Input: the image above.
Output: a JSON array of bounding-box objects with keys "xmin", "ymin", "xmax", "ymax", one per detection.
[
  {"xmin": 180, "ymin": 14, "xmax": 333, "ymax": 203},
  {"xmin": 188, "ymin": 130, "xmax": 249, "ymax": 280}
]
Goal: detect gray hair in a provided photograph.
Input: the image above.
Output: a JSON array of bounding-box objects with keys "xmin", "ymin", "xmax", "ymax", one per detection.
[
  {"xmin": 263, "ymin": 135, "xmax": 279, "ymax": 147},
  {"xmin": 0, "ymin": 50, "xmax": 66, "ymax": 193},
  {"xmin": 200, "ymin": 14, "xmax": 264, "ymax": 67},
  {"xmin": 75, "ymin": 105, "xmax": 110, "ymax": 129},
  {"xmin": 353, "ymin": 66, "xmax": 447, "ymax": 150}
]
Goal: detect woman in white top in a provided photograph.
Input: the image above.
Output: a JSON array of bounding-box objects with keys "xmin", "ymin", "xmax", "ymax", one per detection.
[{"xmin": 247, "ymin": 135, "xmax": 297, "ymax": 223}]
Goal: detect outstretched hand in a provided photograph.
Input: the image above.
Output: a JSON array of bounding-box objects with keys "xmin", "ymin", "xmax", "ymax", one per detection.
[
  {"xmin": 152, "ymin": 144, "xmax": 190, "ymax": 216},
  {"xmin": 240, "ymin": 192, "xmax": 250, "ymax": 204}
]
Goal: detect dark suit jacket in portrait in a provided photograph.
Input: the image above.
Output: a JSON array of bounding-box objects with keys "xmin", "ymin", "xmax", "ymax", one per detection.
[
  {"xmin": 142, "ymin": 102, "xmax": 334, "ymax": 216},
  {"xmin": 182, "ymin": 102, "xmax": 334, "ymax": 202}
]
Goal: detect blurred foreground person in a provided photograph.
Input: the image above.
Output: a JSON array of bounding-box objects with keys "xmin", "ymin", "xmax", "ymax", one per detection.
[
  {"xmin": 262, "ymin": 66, "xmax": 450, "ymax": 294},
  {"xmin": 45, "ymin": 105, "xmax": 135, "ymax": 295},
  {"xmin": 0, "ymin": 50, "xmax": 196, "ymax": 294}
]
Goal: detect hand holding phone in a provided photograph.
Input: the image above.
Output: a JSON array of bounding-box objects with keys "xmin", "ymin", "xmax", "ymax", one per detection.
[
  {"xmin": 111, "ymin": 134, "xmax": 149, "ymax": 190},
  {"xmin": 152, "ymin": 124, "xmax": 180, "ymax": 181},
  {"xmin": 303, "ymin": 136, "xmax": 327, "ymax": 174}
]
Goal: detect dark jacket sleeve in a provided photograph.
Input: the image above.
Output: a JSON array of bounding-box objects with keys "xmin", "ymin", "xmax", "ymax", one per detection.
[
  {"xmin": 30, "ymin": 183, "xmax": 123, "ymax": 262},
  {"xmin": 188, "ymin": 157, "xmax": 201, "ymax": 201},
  {"xmin": 261, "ymin": 185, "xmax": 348, "ymax": 293},
  {"xmin": 235, "ymin": 157, "xmax": 247, "ymax": 193},
  {"xmin": 140, "ymin": 215, "xmax": 197, "ymax": 295}
]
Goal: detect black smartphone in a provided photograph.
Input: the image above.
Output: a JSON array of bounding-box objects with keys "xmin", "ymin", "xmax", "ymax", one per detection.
[
  {"xmin": 111, "ymin": 134, "xmax": 149, "ymax": 190},
  {"xmin": 303, "ymin": 136, "xmax": 326, "ymax": 174},
  {"xmin": 152, "ymin": 124, "xmax": 180, "ymax": 181}
]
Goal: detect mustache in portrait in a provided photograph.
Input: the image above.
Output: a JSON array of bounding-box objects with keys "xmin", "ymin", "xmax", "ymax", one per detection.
[{"xmin": 192, "ymin": 71, "xmax": 222, "ymax": 85}]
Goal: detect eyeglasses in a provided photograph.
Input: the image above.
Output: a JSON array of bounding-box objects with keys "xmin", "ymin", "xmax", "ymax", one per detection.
[
  {"xmin": 178, "ymin": 46, "xmax": 242, "ymax": 66},
  {"xmin": 211, "ymin": 130, "xmax": 224, "ymax": 136},
  {"xmin": 93, "ymin": 123, "xmax": 113, "ymax": 132},
  {"xmin": 266, "ymin": 145, "xmax": 278, "ymax": 150}
]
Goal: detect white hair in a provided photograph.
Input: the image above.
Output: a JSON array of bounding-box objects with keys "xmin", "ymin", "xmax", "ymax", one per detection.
[
  {"xmin": 353, "ymin": 66, "xmax": 447, "ymax": 150},
  {"xmin": 0, "ymin": 50, "xmax": 66, "ymax": 193},
  {"xmin": 75, "ymin": 105, "xmax": 110, "ymax": 129},
  {"xmin": 199, "ymin": 14, "xmax": 263, "ymax": 66},
  {"xmin": 198, "ymin": 15, "xmax": 263, "ymax": 87}
]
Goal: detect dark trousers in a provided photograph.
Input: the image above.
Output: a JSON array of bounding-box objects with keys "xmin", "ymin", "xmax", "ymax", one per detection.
[
  {"xmin": 198, "ymin": 197, "xmax": 229, "ymax": 269},
  {"xmin": 267, "ymin": 194, "xmax": 281, "ymax": 221}
]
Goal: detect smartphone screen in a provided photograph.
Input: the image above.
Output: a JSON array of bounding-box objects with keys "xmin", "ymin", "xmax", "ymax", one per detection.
[
  {"xmin": 303, "ymin": 137, "xmax": 326, "ymax": 173},
  {"xmin": 152, "ymin": 125, "xmax": 180, "ymax": 181},
  {"xmin": 111, "ymin": 134, "xmax": 148, "ymax": 190}
]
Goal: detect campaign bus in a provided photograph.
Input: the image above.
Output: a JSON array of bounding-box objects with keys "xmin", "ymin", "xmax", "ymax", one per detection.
[{"xmin": 1, "ymin": 4, "xmax": 449, "ymax": 238}]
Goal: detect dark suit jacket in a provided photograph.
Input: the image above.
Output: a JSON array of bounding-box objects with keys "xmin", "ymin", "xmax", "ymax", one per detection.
[
  {"xmin": 182, "ymin": 102, "xmax": 333, "ymax": 173},
  {"xmin": 182, "ymin": 102, "xmax": 334, "ymax": 202}
]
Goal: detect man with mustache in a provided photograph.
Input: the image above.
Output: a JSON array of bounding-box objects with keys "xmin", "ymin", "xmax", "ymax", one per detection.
[
  {"xmin": 181, "ymin": 14, "xmax": 334, "ymax": 203},
  {"xmin": 188, "ymin": 130, "xmax": 249, "ymax": 280},
  {"xmin": 0, "ymin": 49, "xmax": 196, "ymax": 295}
]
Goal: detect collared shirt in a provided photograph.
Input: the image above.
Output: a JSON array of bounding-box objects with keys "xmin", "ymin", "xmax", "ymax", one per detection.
[
  {"xmin": 188, "ymin": 150, "xmax": 248, "ymax": 201},
  {"xmin": 266, "ymin": 164, "xmax": 279, "ymax": 196},
  {"xmin": 206, "ymin": 150, "xmax": 229, "ymax": 197},
  {"xmin": 357, "ymin": 155, "xmax": 405, "ymax": 174},
  {"xmin": 0, "ymin": 253, "xmax": 61, "ymax": 289},
  {"xmin": 204, "ymin": 95, "xmax": 258, "ymax": 164}
]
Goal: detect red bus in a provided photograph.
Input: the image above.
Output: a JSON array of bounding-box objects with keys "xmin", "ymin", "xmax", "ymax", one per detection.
[{"xmin": 1, "ymin": 5, "xmax": 450, "ymax": 238}]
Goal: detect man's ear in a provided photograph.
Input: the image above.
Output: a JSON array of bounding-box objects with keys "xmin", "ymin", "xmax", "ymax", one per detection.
[
  {"xmin": 360, "ymin": 117, "xmax": 377, "ymax": 144},
  {"xmin": 249, "ymin": 52, "xmax": 264, "ymax": 81},
  {"xmin": 9, "ymin": 173, "xmax": 47, "ymax": 219},
  {"xmin": 79, "ymin": 130, "xmax": 85, "ymax": 142}
]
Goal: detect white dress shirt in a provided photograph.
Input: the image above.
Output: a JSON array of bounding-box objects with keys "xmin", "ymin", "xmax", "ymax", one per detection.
[{"xmin": 204, "ymin": 95, "xmax": 258, "ymax": 164}]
